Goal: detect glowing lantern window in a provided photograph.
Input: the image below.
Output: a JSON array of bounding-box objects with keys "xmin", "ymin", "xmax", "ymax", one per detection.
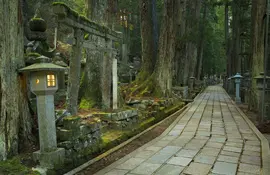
[{"xmin": 47, "ymin": 74, "xmax": 56, "ymax": 87}]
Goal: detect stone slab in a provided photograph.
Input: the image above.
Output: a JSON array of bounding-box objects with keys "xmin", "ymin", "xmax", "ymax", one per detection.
[
  {"xmin": 131, "ymin": 163, "xmax": 162, "ymax": 175},
  {"xmin": 212, "ymin": 161, "xmax": 237, "ymax": 175},
  {"xmin": 154, "ymin": 164, "xmax": 184, "ymax": 175},
  {"xmin": 184, "ymin": 162, "xmax": 212, "ymax": 175},
  {"xmin": 167, "ymin": 157, "xmax": 192, "ymax": 166},
  {"xmin": 116, "ymin": 158, "xmax": 145, "ymax": 170}
]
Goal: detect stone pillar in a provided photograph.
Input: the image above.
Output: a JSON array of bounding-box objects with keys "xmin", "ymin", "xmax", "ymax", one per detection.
[
  {"xmin": 112, "ymin": 56, "xmax": 118, "ymax": 110},
  {"xmin": 189, "ymin": 77, "xmax": 195, "ymax": 92},
  {"xmin": 233, "ymin": 73, "xmax": 243, "ymax": 104},
  {"xmin": 33, "ymin": 94, "xmax": 65, "ymax": 169},
  {"xmin": 122, "ymin": 43, "xmax": 128, "ymax": 64},
  {"xmin": 102, "ymin": 39, "xmax": 113, "ymax": 109}
]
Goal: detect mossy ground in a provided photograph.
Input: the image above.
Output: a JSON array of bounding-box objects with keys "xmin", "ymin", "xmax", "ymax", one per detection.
[{"xmin": 0, "ymin": 157, "xmax": 40, "ymax": 175}]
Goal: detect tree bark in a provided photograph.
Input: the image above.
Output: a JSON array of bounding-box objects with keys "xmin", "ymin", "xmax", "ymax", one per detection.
[
  {"xmin": 231, "ymin": 0, "xmax": 241, "ymax": 74},
  {"xmin": 0, "ymin": 0, "xmax": 33, "ymax": 160},
  {"xmin": 250, "ymin": 0, "xmax": 266, "ymax": 109},
  {"xmin": 196, "ymin": 0, "xmax": 207, "ymax": 80},
  {"xmin": 184, "ymin": 0, "xmax": 202, "ymax": 85},
  {"xmin": 225, "ymin": 1, "xmax": 232, "ymax": 77},
  {"xmin": 137, "ymin": 0, "xmax": 157, "ymax": 81},
  {"xmin": 154, "ymin": 0, "xmax": 178, "ymax": 95}
]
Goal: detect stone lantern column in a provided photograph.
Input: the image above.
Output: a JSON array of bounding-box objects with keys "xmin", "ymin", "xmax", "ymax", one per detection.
[
  {"xmin": 232, "ymin": 73, "xmax": 243, "ymax": 104},
  {"xmin": 254, "ymin": 72, "xmax": 270, "ymax": 119},
  {"xmin": 189, "ymin": 77, "xmax": 195, "ymax": 92}
]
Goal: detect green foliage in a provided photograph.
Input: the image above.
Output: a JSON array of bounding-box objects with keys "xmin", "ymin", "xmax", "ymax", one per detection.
[{"xmin": 202, "ymin": 5, "xmax": 226, "ymax": 75}]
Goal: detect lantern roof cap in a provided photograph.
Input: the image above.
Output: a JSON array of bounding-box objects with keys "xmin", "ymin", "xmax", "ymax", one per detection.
[
  {"xmin": 232, "ymin": 73, "xmax": 243, "ymax": 79},
  {"xmin": 19, "ymin": 63, "xmax": 65, "ymax": 72}
]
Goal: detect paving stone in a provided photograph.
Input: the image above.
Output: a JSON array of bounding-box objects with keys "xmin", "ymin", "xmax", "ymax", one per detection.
[
  {"xmin": 217, "ymin": 155, "xmax": 239, "ymax": 163},
  {"xmin": 184, "ymin": 143, "xmax": 205, "ymax": 150},
  {"xmin": 236, "ymin": 172, "xmax": 257, "ymax": 175},
  {"xmin": 225, "ymin": 142, "xmax": 243, "ymax": 148},
  {"xmin": 245, "ymin": 141, "xmax": 260, "ymax": 146},
  {"xmin": 159, "ymin": 146, "xmax": 182, "ymax": 154},
  {"xmin": 242, "ymin": 150, "xmax": 260, "ymax": 156},
  {"xmin": 240, "ymin": 155, "xmax": 261, "ymax": 166},
  {"xmin": 168, "ymin": 130, "xmax": 182, "ymax": 136},
  {"xmin": 131, "ymin": 163, "xmax": 162, "ymax": 175},
  {"xmin": 212, "ymin": 161, "xmax": 238, "ymax": 175},
  {"xmin": 116, "ymin": 158, "xmax": 145, "ymax": 170},
  {"xmin": 145, "ymin": 146, "xmax": 162, "ymax": 152},
  {"xmin": 223, "ymin": 146, "xmax": 242, "ymax": 153},
  {"xmin": 205, "ymin": 142, "xmax": 224, "ymax": 149},
  {"xmin": 161, "ymin": 136, "xmax": 177, "ymax": 141},
  {"xmin": 104, "ymin": 169, "xmax": 129, "ymax": 175},
  {"xmin": 209, "ymin": 137, "xmax": 226, "ymax": 143},
  {"xmin": 194, "ymin": 154, "xmax": 216, "ymax": 165},
  {"xmin": 154, "ymin": 164, "xmax": 184, "ymax": 175},
  {"xmin": 167, "ymin": 157, "xmax": 192, "ymax": 166},
  {"xmin": 147, "ymin": 153, "xmax": 172, "ymax": 164},
  {"xmin": 154, "ymin": 140, "xmax": 170, "ymax": 147},
  {"xmin": 244, "ymin": 145, "xmax": 260, "ymax": 152},
  {"xmin": 184, "ymin": 162, "xmax": 212, "ymax": 175},
  {"xmin": 134, "ymin": 150, "xmax": 156, "ymax": 159},
  {"xmin": 200, "ymin": 147, "xmax": 221, "ymax": 156},
  {"xmin": 176, "ymin": 149, "xmax": 200, "ymax": 158},
  {"xmin": 238, "ymin": 163, "xmax": 261, "ymax": 174}
]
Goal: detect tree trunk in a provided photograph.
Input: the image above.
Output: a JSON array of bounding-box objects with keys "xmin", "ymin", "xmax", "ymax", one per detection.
[
  {"xmin": 250, "ymin": 0, "xmax": 266, "ymax": 109},
  {"xmin": 184, "ymin": 0, "xmax": 202, "ymax": 85},
  {"xmin": 225, "ymin": 1, "xmax": 231, "ymax": 77},
  {"xmin": 154, "ymin": 0, "xmax": 178, "ymax": 95},
  {"xmin": 231, "ymin": 0, "xmax": 241, "ymax": 74},
  {"xmin": 0, "ymin": 0, "xmax": 34, "ymax": 160},
  {"xmin": 137, "ymin": 0, "xmax": 157, "ymax": 81},
  {"xmin": 174, "ymin": 0, "xmax": 187, "ymax": 86},
  {"xmin": 196, "ymin": 0, "xmax": 207, "ymax": 80}
]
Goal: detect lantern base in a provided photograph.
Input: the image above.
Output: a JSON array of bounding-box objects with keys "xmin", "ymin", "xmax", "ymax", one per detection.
[
  {"xmin": 33, "ymin": 148, "xmax": 65, "ymax": 169},
  {"xmin": 235, "ymin": 97, "xmax": 241, "ymax": 104}
]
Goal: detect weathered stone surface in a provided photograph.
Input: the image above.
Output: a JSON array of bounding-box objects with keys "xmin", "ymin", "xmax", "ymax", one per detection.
[
  {"xmin": 184, "ymin": 162, "xmax": 212, "ymax": 175},
  {"xmin": 116, "ymin": 158, "xmax": 145, "ymax": 170},
  {"xmin": 238, "ymin": 163, "xmax": 261, "ymax": 174},
  {"xmin": 217, "ymin": 155, "xmax": 239, "ymax": 163},
  {"xmin": 194, "ymin": 154, "xmax": 216, "ymax": 165},
  {"xmin": 167, "ymin": 157, "xmax": 192, "ymax": 166},
  {"xmin": 154, "ymin": 164, "xmax": 184, "ymax": 175},
  {"xmin": 176, "ymin": 149, "xmax": 200, "ymax": 158},
  {"xmin": 240, "ymin": 155, "xmax": 261, "ymax": 165},
  {"xmin": 212, "ymin": 162, "xmax": 237, "ymax": 175},
  {"xmin": 131, "ymin": 163, "xmax": 162, "ymax": 175}
]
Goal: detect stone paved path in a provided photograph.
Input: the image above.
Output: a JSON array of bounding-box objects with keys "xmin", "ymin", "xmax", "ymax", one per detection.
[{"xmin": 95, "ymin": 86, "xmax": 267, "ymax": 175}]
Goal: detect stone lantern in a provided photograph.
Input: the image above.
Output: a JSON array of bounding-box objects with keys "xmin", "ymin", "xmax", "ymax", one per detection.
[
  {"xmin": 254, "ymin": 72, "xmax": 270, "ymax": 118},
  {"xmin": 189, "ymin": 76, "xmax": 195, "ymax": 92},
  {"xmin": 19, "ymin": 56, "xmax": 65, "ymax": 169},
  {"xmin": 232, "ymin": 73, "xmax": 243, "ymax": 104}
]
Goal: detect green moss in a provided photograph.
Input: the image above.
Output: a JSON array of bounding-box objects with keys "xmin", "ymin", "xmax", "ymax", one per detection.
[
  {"xmin": 64, "ymin": 115, "xmax": 81, "ymax": 121},
  {"xmin": 139, "ymin": 117, "xmax": 155, "ymax": 127},
  {"xmin": 79, "ymin": 98, "xmax": 95, "ymax": 109},
  {"xmin": 30, "ymin": 17, "xmax": 44, "ymax": 21},
  {"xmin": 26, "ymin": 52, "xmax": 41, "ymax": 57},
  {"xmin": 52, "ymin": 2, "xmax": 111, "ymax": 34},
  {"xmin": 84, "ymin": 33, "xmax": 90, "ymax": 40},
  {"xmin": 0, "ymin": 157, "xmax": 40, "ymax": 175}
]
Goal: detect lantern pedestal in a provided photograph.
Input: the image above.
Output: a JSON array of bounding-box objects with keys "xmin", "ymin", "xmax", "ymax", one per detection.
[{"xmin": 33, "ymin": 148, "xmax": 65, "ymax": 169}]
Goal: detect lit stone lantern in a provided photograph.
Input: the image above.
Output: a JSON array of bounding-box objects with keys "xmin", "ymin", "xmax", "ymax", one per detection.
[
  {"xmin": 19, "ymin": 56, "xmax": 65, "ymax": 169},
  {"xmin": 232, "ymin": 73, "xmax": 243, "ymax": 104}
]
